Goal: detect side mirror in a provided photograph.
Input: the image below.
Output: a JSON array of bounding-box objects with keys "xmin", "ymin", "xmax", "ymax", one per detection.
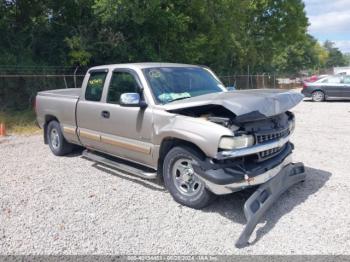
[{"xmin": 120, "ymin": 93, "xmax": 147, "ymax": 108}]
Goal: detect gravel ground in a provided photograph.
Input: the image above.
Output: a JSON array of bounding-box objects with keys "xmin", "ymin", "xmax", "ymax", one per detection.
[{"xmin": 1, "ymin": 99, "xmax": 350, "ymax": 255}]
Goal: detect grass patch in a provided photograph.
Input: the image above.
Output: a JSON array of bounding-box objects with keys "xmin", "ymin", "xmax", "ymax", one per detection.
[{"xmin": 0, "ymin": 110, "xmax": 40, "ymax": 135}]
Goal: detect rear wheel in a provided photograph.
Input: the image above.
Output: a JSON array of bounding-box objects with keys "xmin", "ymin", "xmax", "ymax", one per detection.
[
  {"xmin": 311, "ymin": 90, "xmax": 325, "ymax": 102},
  {"xmin": 163, "ymin": 146, "xmax": 215, "ymax": 209},
  {"xmin": 47, "ymin": 120, "xmax": 73, "ymax": 156}
]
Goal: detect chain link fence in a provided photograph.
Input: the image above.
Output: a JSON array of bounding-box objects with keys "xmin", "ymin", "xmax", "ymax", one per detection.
[
  {"xmin": 0, "ymin": 66, "xmax": 87, "ymax": 110},
  {"xmin": 0, "ymin": 74, "xmax": 85, "ymax": 110},
  {"xmin": 0, "ymin": 66, "xmax": 303, "ymax": 111},
  {"xmin": 219, "ymin": 74, "xmax": 302, "ymax": 90}
]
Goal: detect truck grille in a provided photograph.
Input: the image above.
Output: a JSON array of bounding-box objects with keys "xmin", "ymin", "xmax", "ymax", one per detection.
[
  {"xmin": 256, "ymin": 128, "xmax": 290, "ymax": 144},
  {"xmin": 255, "ymin": 127, "xmax": 290, "ymax": 161},
  {"xmin": 259, "ymin": 146, "xmax": 282, "ymax": 159}
]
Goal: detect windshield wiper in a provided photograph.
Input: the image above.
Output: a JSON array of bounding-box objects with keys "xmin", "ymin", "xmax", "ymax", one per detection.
[{"xmin": 167, "ymin": 96, "xmax": 191, "ymax": 103}]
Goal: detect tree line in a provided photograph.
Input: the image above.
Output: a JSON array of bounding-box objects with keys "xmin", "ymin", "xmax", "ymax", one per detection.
[
  {"xmin": 1, "ymin": 0, "xmax": 348, "ymax": 74},
  {"xmin": 0, "ymin": 0, "xmax": 349, "ymax": 110}
]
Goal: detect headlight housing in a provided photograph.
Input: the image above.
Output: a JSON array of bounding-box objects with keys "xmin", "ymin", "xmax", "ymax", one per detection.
[{"xmin": 219, "ymin": 135, "xmax": 255, "ymax": 150}]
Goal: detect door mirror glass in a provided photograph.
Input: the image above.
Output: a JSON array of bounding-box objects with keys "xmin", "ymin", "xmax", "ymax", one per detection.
[{"xmin": 120, "ymin": 93, "xmax": 141, "ymax": 106}]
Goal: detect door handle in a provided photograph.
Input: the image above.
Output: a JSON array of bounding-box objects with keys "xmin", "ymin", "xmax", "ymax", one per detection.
[{"xmin": 101, "ymin": 110, "xmax": 110, "ymax": 119}]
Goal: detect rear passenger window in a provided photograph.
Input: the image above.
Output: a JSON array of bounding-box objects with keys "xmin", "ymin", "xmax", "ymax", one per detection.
[
  {"xmin": 85, "ymin": 71, "xmax": 107, "ymax": 101},
  {"xmin": 107, "ymin": 71, "xmax": 140, "ymax": 104},
  {"xmin": 343, "ymin": 76, "xmax": 350, "ymax": 84}
]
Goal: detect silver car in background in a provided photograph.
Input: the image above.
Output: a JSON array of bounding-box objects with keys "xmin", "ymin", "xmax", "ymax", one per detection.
[{"xmin": 302, "ymin": 75, "xmax": 350, "ymax": 102}]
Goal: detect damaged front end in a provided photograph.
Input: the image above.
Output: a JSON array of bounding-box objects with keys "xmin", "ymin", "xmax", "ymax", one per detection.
[
  {"xmin": 166, "ymin": 91, "xmax": 306, "ymax": 247},
  {"xmin": 189, "ymin": 110, "xmax": 299, "ymax": 192},
  {"xmin": 195, "ymin": 111, "xmax": 305, "ymax": 247},
  {"xmin": 206, "ymin": 115, "xmax": 305, "ymax": 247}
]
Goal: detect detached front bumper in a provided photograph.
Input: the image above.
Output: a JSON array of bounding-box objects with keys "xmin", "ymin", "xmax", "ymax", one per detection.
[
  {"xmin": 235, "ymin": 161, "xmax": 305, "ymax": 247},
  {"xmin": 193, "ymin": 141, "xmax": 306, "ymax": 248}
]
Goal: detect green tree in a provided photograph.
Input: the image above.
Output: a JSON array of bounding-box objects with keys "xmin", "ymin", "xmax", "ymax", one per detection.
[
  {"xmin": 2, "ymin": 0, "xmax": 349, "ymax": 110},
  {"xmin": 343, "ymin": 53, "xmax": 350, "ymax": 66},
  {"xmin": 323, "ymin": 40, "xmax": 347, "ymax": 68}
]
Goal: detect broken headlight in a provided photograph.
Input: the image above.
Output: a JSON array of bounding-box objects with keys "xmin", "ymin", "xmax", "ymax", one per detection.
[{"xmin": 219, "ymin": 135, "xmax": 255, "ymax": 150}]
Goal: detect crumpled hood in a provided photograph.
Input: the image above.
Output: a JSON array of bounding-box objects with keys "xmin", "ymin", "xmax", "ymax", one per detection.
[{"xmin": 163, "ymin": 89, "xmax": 304, "ymax": 118}]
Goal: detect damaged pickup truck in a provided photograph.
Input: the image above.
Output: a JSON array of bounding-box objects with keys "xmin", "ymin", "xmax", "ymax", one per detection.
[{"xmin": 35, "ymin": 63, "xmax": 305, "ymax": 247}]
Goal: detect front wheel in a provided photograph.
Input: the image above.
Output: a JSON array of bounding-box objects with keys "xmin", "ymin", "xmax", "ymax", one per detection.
[
  {"xmin": 162, "ymin": 146, "xmax": 215, "ymax": 209},
  {"xmin": 311, "ymin": 90, "xmax": 325, "ymax": 102},
  {"xmin": 46, "ymin": 120, "xmax": 73, "ymax": 156}
]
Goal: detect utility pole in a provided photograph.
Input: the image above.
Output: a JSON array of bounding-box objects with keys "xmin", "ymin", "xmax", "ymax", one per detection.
[{"xmin": 247, "ymin": 65, "xmax": 250, "ymax": 89}]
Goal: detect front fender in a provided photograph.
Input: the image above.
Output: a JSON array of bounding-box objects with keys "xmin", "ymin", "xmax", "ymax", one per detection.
[{"xmin": 154, "ymin": 115, "xmax": 233, "ymax": 158}]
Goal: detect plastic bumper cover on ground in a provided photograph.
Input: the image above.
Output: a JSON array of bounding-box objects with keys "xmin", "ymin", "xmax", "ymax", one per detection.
[{"xmin": 235, "ymin": 161, "xmax": 306, "ymax": 248}]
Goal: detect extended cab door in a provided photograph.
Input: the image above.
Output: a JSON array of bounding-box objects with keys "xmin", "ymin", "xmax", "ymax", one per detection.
[{"xmin": 76, "ymin": 69, "xmax": 109, "ymax": 150}]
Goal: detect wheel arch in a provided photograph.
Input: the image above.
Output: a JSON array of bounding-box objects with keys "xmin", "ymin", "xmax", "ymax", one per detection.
[
  {"xmin": 157, "ymin": 137, "xmax": 206, "ymax": 177},
  {"xmin": 311, "ymin": 88, "xmax": 325, "ymax": 94},
  {"xmin": 43, "ymin": 115, "xmax": 59, "ymax": 144}
]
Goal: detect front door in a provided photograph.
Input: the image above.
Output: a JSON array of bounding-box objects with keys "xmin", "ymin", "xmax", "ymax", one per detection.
[
  {"xmin": 322, "ymin": 76, "xmax": 344, "ymax": 97},
  {"xmin": 97, "ymin": 69, "xmax": 154, "ymax": 167},
  {"xmin": 341, "ymin": 76, "xmax": 350, "ymax": 97}
]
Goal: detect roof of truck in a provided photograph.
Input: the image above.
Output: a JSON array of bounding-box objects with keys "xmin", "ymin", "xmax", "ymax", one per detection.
[{"xmin": 89, "ymin": 62, "xmax": 202, "ymax": 71}]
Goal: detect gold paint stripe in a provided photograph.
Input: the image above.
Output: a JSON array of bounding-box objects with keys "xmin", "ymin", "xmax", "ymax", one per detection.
[
  {"xmin": 63, "ymin": 126, "xmax": 76, "ymax": 135},
  {"xmin": 101, "ymin": 136, "xmax": 151, "ymax": 154},
  {"xmin": 79, "ymin": 130, "xmax": 101, "ymax": 141}
]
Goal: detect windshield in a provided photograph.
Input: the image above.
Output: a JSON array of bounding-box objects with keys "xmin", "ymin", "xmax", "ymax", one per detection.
[{"xmin": 142, "ymin": 67, "xmax": 225, "ymax": 104}]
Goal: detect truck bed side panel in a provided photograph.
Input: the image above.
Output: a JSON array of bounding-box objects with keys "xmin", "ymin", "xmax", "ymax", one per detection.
[
  {"xmin": 37, "ymin": 88, "xmax": 81, "ymax": 98},
  {"xmin": 36, "ymin": 89, "xmax": 81, "ymax": 144}
]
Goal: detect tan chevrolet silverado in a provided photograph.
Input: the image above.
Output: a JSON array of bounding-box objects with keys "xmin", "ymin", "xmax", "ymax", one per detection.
[{"xmin": 36, "ymin": 63, "xmax": 306, "ymax": 247}]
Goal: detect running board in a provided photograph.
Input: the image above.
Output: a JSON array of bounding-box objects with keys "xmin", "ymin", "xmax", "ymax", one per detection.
[{"xmin": 82, "ymin": 150, "xmax": 157, "ymax": 179}]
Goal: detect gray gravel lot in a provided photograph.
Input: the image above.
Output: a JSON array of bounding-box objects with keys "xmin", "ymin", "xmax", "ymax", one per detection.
[{"xmin": 1, "ymin": 99, "xmax": 350, "ymax": 255}]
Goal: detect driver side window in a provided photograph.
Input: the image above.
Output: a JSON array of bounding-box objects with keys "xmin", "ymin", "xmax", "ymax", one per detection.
[
  {"xmin": 328, "ymin": 76, "xmax": 341, "ymax": 84},
  {"xmin": 107, "ymin": 71, "xmax": 140, "ymax": 104}
]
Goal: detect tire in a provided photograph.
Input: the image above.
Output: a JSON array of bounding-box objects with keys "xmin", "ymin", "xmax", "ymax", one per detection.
[
  {"xmin": 311, "ymin": 90, "xmax": 325, "ymax": 102},
  {"xmin": 46, "ymin": 120, "xmax": 73, "ymax": 156},
  {"xmin": 162, "ymin": 146, "xmax": 215, "ymax": 209}
]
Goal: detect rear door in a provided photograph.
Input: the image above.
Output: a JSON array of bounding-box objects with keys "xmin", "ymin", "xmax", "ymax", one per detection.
[{"xmin": 76, "ymin": 69, "xmax": 109, "ymax": 150}]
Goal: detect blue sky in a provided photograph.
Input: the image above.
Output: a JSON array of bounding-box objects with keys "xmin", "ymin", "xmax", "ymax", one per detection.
[{"xmin": 304, "ymin": 0, "xmax": 350, "ymax": 53}]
